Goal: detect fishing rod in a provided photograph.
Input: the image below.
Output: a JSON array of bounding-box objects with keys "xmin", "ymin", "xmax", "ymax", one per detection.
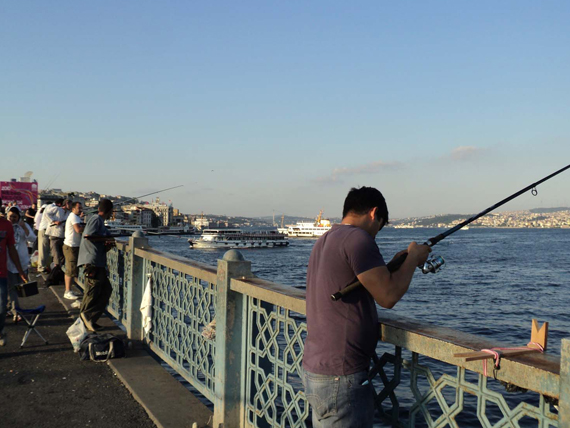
[
  {"xmin": 331, "ymin": 164, "xmax": 570, "ymax": 301},
  {"xmin": 83, "ymin": 185, "xmax": 184, "ymax": 214}
]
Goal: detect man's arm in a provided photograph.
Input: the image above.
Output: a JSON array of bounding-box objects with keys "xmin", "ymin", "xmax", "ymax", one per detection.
[
  {"xmin": 8, "ymin": 245, "xmax": 28, "ymax": 283},
  {"xmin": 357, "ymin": 242, "xmax": 431, "ymax": 309},
  {"xmin": 44, "ymin": 206, "xmax": 56, "ymax": 222},
  {"xmin": 70, "ymin": 215, "xmax": 85, "ymax": 234}
]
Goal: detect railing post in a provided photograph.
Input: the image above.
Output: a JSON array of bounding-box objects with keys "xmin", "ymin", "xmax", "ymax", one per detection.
[
  {"xmin": 126, "ymin": 231, "xmax": 149, "ymax": 341},
  {"xmin": 559, "ymin": 338, "xmax": 570, "ymax": 424},
  {"xmin": 213, "ymin": 250, "xmax": 252, "ymax": 428}
]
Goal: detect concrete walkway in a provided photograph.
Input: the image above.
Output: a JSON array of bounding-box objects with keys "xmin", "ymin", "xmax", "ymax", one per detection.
[{"xmin": 1, "ymin": 273, "xmax": 213, "ymax": 428}]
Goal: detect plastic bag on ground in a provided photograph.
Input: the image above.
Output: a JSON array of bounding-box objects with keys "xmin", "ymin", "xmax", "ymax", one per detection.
[
  {"xmin": 66, "ymin": 317, "xmax": 88, "ymax": 352},
  {"xmin": 30, "ymin": 250, "xmax": 39, "ymax": 268}
]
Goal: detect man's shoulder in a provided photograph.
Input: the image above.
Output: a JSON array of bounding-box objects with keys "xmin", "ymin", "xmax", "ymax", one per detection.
[
  {"xmin": 67, "ymin": 213, "xmax": 80, "ymax": 223},
  {"xmin": 86, "ymin": 215, "xmax": 102, "ymax": 224},
  {"xmin": 84, "ymin": 215, "xmax": 103, "ymax": 232},
  {"xmin": 328, "ymin": 224, "xmax": 372, "ymax": 242}
]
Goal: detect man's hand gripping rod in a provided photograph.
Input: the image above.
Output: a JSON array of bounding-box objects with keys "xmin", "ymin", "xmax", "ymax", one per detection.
[{"xmin": 331, "ymin": 164, "xmax": 570, "ymax": 301}]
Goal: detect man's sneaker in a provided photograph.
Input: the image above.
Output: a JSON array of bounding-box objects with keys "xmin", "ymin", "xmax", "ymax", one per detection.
[
  {"xmin": 80, "ymin": 313, "xmax": 96, "ymax": 332},
  {"xmin": 64, "ymin": 291, "xmax": 80, "ymax": 300},
  {"xmin": 0, "ymin": 333, "xmax": 6, "ymax": 347},
  {"xmin": 71, "ymin": 300, "xmax": 81, "ymax": 309}
]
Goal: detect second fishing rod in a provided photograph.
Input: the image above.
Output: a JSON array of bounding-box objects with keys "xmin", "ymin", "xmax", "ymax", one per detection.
[{"xmin": 331, "ymin": 164, "xmax": 570, "ymax": 302}]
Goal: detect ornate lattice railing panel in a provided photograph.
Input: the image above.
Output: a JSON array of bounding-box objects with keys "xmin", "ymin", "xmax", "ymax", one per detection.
[
  {"xmin": 372, "ymin": 349, "xmax": 559, "ymax": 427},
  {"xmin": 106, "ymin": 245, "xmax": 125, "ymax": 321},
  {"xmin": 244, "ymin": 297, "xmax": 309, "ymax": 428},
  {"xmin": 121, "ymin": 246, "xmax": 131, "ymax": 324},
  {"xmin": 144, "ymin": 258, "xmax": 217, "ymax": 402}
]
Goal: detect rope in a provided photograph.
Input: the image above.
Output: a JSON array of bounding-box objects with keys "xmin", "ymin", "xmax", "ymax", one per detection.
[{"xmin": 481, "ymin": 342, "xmax": 544, "ymax": 377}]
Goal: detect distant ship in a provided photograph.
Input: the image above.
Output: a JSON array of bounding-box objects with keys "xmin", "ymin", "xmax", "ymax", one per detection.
[
  {"xmin": 104, "ymin": 220, "xmax": 145, "ymax": 236},
  {"xmin": 279, "ymin": 210, "xmax": 332, "ymax": 238},
  {"xmin": 146, "ymin": 225, "xmax": 196, "ymax": 236},
  {"xmin": 189, "ymin": 229, "xmax": 289, "ymax": 249}
]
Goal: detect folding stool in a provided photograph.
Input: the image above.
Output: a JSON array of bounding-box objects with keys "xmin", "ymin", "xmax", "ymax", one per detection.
[{"xmin": 15, "ymin": 305, "xmax": 49, "ymax": 348}]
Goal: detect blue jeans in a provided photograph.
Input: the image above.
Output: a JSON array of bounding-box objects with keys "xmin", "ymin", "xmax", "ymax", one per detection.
[
  {"xmin": 0, "ymin": 278, "xmax": 7, "ymax": 334},
  {"xmin": 303, "ymin": 369, "xmax": 375, "ymax": 428}
]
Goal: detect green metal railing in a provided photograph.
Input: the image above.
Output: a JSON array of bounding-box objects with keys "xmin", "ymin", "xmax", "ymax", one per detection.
[{"xmin": 78, "ymin": 235, "xmax": 569, "ymax": 427}]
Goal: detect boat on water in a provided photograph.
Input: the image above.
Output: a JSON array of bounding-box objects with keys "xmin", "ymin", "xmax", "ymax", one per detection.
[
  {"xmin": 146, "ymin": 225, "xmax": 196, "ymax": 236},
  {"xmin": 104, "ymin": 221, "xmax": 145, "ymax": 236},
  {"xmin": 280, "ymin": 210, "xmax": 332, "ymax": 238},
  {"xmin": 189, "ymin": 229, "xmax": 289, "ymax": 249}
]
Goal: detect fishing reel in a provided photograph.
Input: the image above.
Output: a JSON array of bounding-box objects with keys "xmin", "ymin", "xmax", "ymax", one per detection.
[{"xmin": 421, "ymin": 255, "xmax": 445, "ymax": 274}]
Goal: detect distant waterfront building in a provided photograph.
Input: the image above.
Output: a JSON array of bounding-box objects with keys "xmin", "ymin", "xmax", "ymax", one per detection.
[
  {"xmin": 193, "ymin": 215, "xmax": 210, "ymax": 230},
  {"xmin": 149, "ymin": 197, "xmax": 174, "ymax": 227},
  {"xmin": 138, "ymin": 208, "xmax": 154, "ymax": 227}
]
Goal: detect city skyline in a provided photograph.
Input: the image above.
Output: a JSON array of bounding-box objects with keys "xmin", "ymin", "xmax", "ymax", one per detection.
[
  {"xmin": 31, "ymin": 185, "xmax": 570, "ymax": 223},
  {"xmin": 2, "ymin": 2, "xmax": 569, "ymax": 218}
]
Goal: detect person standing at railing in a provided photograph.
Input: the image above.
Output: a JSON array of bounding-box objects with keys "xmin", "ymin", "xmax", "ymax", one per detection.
[
  {"xmin": 37, "ymin": 200, "xmax": 59, "ymax": 273},
  {"xmin": 45, "ymin": 199, "xmax": 71, "ymax": 269},
  {"xmin": 77, "ymin": 199, "xmax": 115, "ymax": 332},
  {"xmin": 62, "ymin": 201, "xmax": 85, "ymax": 301},
  {"xmin": 302, "ymin": 186, "xmax": 431, "ymax": 428},
  {"xmin": 6, "ymin": 207, "xmax": 35, "ymax": 322}
]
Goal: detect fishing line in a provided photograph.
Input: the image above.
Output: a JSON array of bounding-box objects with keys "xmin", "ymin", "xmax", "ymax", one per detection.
[{"xmin": 331, "ymin": 164, "xmax": 570, "ymax": 301}]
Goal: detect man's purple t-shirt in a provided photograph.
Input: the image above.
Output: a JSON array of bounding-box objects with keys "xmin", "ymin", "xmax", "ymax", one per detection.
[{"xmin": 303, "ymin": 224, "xmax": 385, "ymax": 375}]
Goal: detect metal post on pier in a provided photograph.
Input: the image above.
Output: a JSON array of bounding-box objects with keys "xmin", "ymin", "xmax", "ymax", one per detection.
[
  {"xmin": 559, "ymin": 338, "xmax": 570, "ymax": 424},
  {"xmin": 213, "ymin": 250, "xmax": 252, "ymax": 428},
  {"xmin": 126, "ymin": 231, "xmax": 149, "ymax": 341}
]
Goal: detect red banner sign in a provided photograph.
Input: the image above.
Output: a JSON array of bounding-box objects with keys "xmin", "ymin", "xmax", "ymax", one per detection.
[{"xmin": 0, "ymin": 181, "xmax": 39, "ymax": 210}]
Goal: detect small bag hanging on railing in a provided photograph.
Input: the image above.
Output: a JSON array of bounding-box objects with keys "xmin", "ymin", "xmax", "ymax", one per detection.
[{"xmin": 79, "ymin": 333, "xmax": 126, "ymax": 362}]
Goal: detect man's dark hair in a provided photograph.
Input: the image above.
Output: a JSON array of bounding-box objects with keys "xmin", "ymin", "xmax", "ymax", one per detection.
[
  {"xmin": 342, "ymin": 186, "xmax": 389, "ymax": 224},
  {"xmin": 8, "ymin": 207, "xmax": 21, "ymax": 220},
  {"xmin": 55, "ymin": 198, "xmax": 64, "ymax": 205},
  {"xmin": 71, "ymin": 201, "xmax": 82, "ymax": 210},
  {"xmin": 98, "ymin": 198, "xmax": 113, "ymax": 215}
]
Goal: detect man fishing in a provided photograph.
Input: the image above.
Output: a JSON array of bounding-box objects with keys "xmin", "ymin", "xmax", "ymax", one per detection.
[
  {"xmin": 78, "ymin": 199, "xmax": 116, "ymax": 331},
  {"xmin": 302, "ymin": 186, "xmax": 431, "ymax": 427}
]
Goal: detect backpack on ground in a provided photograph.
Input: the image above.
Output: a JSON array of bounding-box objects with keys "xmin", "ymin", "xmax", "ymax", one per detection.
[
  {"xmin": 79, "ymin": 333, "xmax": 126, "ymax": 362},
  {"xmin": 45, "ymin": 265, "xmax": 64, "ymax": 286}
]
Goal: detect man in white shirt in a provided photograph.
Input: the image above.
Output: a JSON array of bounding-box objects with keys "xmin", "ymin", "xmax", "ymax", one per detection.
[
  {"xmin": 37, "ymin": 200, "xmax": 60, "ymax": 272},
  {"xmin": 63, "ymin": 202, "xmax": 84, "ymax": 300},
  {"xmin": 45, "ymin": 199, "xmax": 71, "ymax": 268}
]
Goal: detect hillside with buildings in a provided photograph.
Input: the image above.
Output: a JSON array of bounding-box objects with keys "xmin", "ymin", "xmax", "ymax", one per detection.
[
  {"xmin": 390, "ymin": 209, "xmax": 570, "ymax": 229},
  {"xmin": 27, "ymin": 185, "xmax": 570, "ymax": 231}
]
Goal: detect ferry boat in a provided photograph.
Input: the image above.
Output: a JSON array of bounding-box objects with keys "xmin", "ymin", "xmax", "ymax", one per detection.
[
  {"xmin": 146, "ymin": 225, "xmax": 196, "ymax": 236},
  {"xmin": 104, "ymin": 221, "xmax": 145, "ymax": 236},
  {"xmin": 282, "ymin": 210, "xmax": 332, "ymax": 238},
  {"xmin": 188, "ymin": 229, "xmax": 289, "ymax": 249}
]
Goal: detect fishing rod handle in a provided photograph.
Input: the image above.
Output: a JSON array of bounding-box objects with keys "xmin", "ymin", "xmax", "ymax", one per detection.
[
  {"xmin": 330, "ymin": 253, "xmax": 409, "ymax": 301},
  {"xmin": 331, "ymin": 281, "xmax": 361, "ymax": 301}
]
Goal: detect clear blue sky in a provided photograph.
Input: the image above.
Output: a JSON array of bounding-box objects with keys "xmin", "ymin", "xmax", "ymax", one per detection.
[{"xmin": 2, "ymin": 1, "xmax": 569, "ymax": 218}]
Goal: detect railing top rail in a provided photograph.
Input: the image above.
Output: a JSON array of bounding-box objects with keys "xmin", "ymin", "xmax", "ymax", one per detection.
[
  {"xmin": 378, "ymin": 310, "xmax": 561, "ymax": 398},
  {"xmin": 230, "ymin": 277, "xmax": 307, "ymax": 314},
  {"xmin": 135, "ymin": 247, "xmax": 217, "ymax": 284},
  {"xmin": 378, "ymin": 310, "xmax": 560, "ymax": 373}
]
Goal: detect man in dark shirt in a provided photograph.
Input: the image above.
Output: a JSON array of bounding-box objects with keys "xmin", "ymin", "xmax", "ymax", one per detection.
[
  {"xmin": 25, "ymin": 203, "xmax": 37, "ymax": 229},
  {"xmin": 302, "ymin": 187, "xmax": 431, "ymax": 427},
  {"xmin": 78, "ymin": 199, "xmax": 115, "ymax": 331}
]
